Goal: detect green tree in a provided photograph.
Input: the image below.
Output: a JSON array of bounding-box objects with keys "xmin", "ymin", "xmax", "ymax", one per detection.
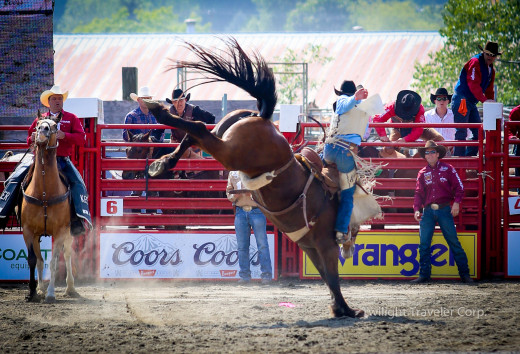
[
  {"xmin": 244, "ymin": 0, "xmax": 298, "ymax": 32},
  {"xmin": 285, "ymin": 0, "xmax": 351, "ymax": 32},
  {"xmin": 273, "ymin": 44, "xmax": 333, "ymax": 106},
  {"xmin": 412, "ymin": 0, "xmax": 520, "ymax": 106},
  {"xmin": 352, "ymin": 0, "xmax": 443, "ymax": 31}
]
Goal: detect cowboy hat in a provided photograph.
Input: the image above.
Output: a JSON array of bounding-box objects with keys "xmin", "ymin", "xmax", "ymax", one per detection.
[
  {"xmin": 418, "ymin": 140, "xmax": 447, "ymax": 159},
  {"xmin": 478, "ymin": 41, "xmax": 502, "ymax": 56},
  {"xmin": 430, "ymin": 87, "xmax": 453, "ymax": 105},
  {"xmin": 166, "ymin": 88, "xmax": 191, "ymax": 104},
  {"xmin": 395, "ymin": 90, "xmax": 421, "ymax": 120},
  {"xmin": 379, "ymin": 146, "xmax": 406, "ymax": 159},
  {"xmin": 334, "ymin": 80, "xmax": 356, "ymax": 96},
  {"xmin": 130, "ymin": 86, "xmax": 155, "ymax": 101},
  {"xmin": 40, "ymin": 85, "xmax": 69, "ymax": 107}
]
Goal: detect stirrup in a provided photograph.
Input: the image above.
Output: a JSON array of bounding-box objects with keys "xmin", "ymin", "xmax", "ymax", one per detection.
[{"xmin": 335, "ymin": 230, "xmax": 351, "ymax": 245}]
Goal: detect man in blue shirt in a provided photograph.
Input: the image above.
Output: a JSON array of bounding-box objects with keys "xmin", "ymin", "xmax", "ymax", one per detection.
[
  {"xmin": 123, "ymin": 86, "xmax": 164, "ymax": 145},
  {"xmin": 323, "ymin": 80, "xmax": 368, "ymax": 256}
]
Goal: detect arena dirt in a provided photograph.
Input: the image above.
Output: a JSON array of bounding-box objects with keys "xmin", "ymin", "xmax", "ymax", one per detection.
[{"xmin": 1, "ymin": 278, "xmax": 519, "ymax": 353}]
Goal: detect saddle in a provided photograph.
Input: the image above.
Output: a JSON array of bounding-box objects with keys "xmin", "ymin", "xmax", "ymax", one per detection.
[{"xmin": 295, "ymin": 147, "xmax": 340, "ymax": 196}]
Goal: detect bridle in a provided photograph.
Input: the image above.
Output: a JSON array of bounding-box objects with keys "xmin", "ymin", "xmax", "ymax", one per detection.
[{"xmin": 23, "ymin": 118, "xmax": 70, "ymax": 236}]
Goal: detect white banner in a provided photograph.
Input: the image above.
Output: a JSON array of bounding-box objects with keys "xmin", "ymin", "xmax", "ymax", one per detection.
[
  {"xmin": 99, "ymin": 232, "xmax": 276, "ymax": 279},
  {"xmin": 0, "ymin": 234, "xmax": 51, "ymax": 280}
]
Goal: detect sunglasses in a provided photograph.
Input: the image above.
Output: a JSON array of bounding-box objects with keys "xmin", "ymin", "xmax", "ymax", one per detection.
[
  {"xmin": 485, "ymin": 52, "xmax": 496, "ymax": 58},
  {"xmin": 424, "ymin": 150, "xmax": 437, "ymax": 155},
  {"xmin": 435, "ymin": 97, "xmax": 448, "ymax": 101}
]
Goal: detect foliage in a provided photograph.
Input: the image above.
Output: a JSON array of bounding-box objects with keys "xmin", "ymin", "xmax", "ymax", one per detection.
[
  {"xmin": 57, "ymin": 0, "xmax": 207, "ymax": 34},
  {"xmin": 273, "ymin": 44, "xmax": 333, "ymax": 106},
  {"xmin": 285, "ymin": 0, "xmax": 351, "ymax": 32},
  {"xmin": 352, "ymin": 0, "xmax": 443, "ymax": 31},
  {"xmin": 243, "ymin": 0, "xmax": 298, "ymax": 32},
  {"xmin": 412, "ymin": 0, "xmax": 520, "ymax": 106}
]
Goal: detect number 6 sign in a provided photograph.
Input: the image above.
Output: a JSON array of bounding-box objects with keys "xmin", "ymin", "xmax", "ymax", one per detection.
[{"xmin": 101, "ymin": 198, "xmax": 123, "ymax": 216}]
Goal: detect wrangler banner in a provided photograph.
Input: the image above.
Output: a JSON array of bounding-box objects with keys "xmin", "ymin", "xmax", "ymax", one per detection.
[{"xmin": 301, "ymin": 231, "xmax": 478, "ymax": 279}]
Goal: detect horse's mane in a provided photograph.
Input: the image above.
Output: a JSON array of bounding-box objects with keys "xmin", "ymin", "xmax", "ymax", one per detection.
[{"xmin": 168, "ymin": 37, "xmax": 277, "ymax": 120}]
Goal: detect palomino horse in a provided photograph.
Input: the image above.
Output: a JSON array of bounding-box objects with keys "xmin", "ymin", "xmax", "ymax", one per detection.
[
  {"xmin": 146, "ymin": 38, "xmax": 369, "ymax": 318},
  {"xmin": 21, "ymin": 117, "xmax": 77, "ymax": 302}
]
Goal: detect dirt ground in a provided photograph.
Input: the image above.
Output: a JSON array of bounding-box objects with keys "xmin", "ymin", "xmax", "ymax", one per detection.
[{"xmin": 1, "ymin": 278, "xmax": 519, "ymax": 353}]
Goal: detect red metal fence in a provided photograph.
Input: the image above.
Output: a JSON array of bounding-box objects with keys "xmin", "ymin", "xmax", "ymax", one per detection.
[{"xmin": 1, "ymin": 119, "xmax": 504, "ymax": 279}]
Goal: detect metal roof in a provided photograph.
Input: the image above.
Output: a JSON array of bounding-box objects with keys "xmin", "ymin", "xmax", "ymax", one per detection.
[{"xmin": 54, "ymin": 32, "xmax": 443, "ymax": 109}]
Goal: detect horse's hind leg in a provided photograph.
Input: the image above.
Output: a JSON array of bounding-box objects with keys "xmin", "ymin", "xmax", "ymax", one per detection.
[
  {"xmin": 149, "ymin": 135, "xmax": 192, "ymax": 177},
  {"xmin": 63, "ymin": 235, "xmax": 78, "ymax": 297}
]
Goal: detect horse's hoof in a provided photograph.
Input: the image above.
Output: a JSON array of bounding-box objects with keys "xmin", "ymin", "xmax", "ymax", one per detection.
[
  {"xmin": 331, "ymin": 305, "xmax": 365, "ymax": 318},
  {"xmin": 25, "ymin": 293, "xmax": 41, "ymax": 303},
  {"xmin": 65, "ymin": 289, "xmax": 80, "ymax": 298},
  {"xmin": 45, "ymin": 296, "xmax": 56, "ymax": 304},
  {"xmin": 148, "ymin": 160, "xmax": 165, "ymax": 177}
]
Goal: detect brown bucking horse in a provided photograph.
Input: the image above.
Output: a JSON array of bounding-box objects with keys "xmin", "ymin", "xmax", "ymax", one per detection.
[
  {"xmin": 145, "ymin": 38, "xmax": 369, "ymax": 318},
  {"xmin": 21, "ymin": 116, "xmax": 78, "ymax": 302}
]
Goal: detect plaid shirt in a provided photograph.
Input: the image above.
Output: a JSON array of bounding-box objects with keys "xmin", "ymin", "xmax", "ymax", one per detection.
[{"xmin": 122, "ymin": 107, "xmax": 164, "ymax": 142}]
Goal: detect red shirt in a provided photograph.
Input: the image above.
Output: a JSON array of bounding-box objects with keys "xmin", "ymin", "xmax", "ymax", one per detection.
[
  {"xmin": 413, "ymin": 161, "xmax": 464, "ymax": 212},
  {"xmin": 507, "ymin": 105, "xmax": 520, "ymax": 139},
  {"xmin": 464, "ymin": 56, "xmax": 495, "ymax": 103},
  {"xmin": 27, "ymin": 110, "xmax": 86, "ymax": 157},
  {"xmin": 372, "ymin": 102, "xmax": 425, "ymax": 142}
]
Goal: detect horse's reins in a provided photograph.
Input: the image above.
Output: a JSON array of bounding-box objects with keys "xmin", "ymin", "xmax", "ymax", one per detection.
[{"xmin": 23, "ymin": 119, "xmax": 70, "ymax": 236}]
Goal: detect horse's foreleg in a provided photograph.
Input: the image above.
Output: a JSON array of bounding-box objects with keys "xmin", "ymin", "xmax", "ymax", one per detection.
[
  {"xmin": 45, "ymin": 241, "xmax": 61, "ymax": 303},
  {"xmin": 319, "ymin": 245, "xmax": 364, "ymax": 318},
  {"xmin": 25, "ymin": 241, "xmax": 39, "ymax": 302},
  {"xmin": 63, "ymin": 234, "xmax": 78, "ymax": 297}
]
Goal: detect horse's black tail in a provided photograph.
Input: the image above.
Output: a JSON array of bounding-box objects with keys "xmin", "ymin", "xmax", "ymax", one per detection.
[{"xmin": 169, "ymin": 37, "xmax": 277, "ymax": 120}]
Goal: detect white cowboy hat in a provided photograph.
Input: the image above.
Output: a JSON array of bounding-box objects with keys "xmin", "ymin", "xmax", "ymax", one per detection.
[
  {"xmin": 130, "ymin": 86, "xmax": 155, "ymax": 101},
  {"xmin": 40, "ymin": 85, "xmax": 69, "ymax": 107}
]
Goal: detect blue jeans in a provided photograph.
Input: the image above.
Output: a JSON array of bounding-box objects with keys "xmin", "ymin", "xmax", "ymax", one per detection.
[
  {"xmin": 323, "ymin": 143, "xmax": 356, "ymax": 234},
  {"xmin": 452, "ymin": 94, "xmax": 480, "ymax": 156},
  {"xmin": 234, "ymin": 207, "xmax": 272, "ymax": 280},
  {"xmin": 418, "ymin": 206, "xmax": 470, "ymax": 278}
]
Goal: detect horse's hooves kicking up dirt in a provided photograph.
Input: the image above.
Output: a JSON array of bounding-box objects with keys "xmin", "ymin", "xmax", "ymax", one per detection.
[{"xmin": 331, "ymin": 305, "xmax": 365, "ymax": 318}]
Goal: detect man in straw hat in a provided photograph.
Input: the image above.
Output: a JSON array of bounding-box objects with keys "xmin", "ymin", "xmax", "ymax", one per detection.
[
  {"xmin": 0, "ymin": 85, "xmax": 92, "ymax": 236},
  {"xmin": 452, "ymin": 41, "xmax": 502, "ymax": 156},
  {"xmin": 123, "ymin": 86, "xmax": 164, "ymax": 144},
  {"xmin": 412, "ymin": 140, "xmax": 473, "ymax": 284},
  {"xmin": 373, "ymin": 90, "xmax": 444, "ymax": 148}
]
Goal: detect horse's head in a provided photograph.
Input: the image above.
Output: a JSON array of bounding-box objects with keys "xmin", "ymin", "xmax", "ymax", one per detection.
[
  {"xmin": 35, "ymin": 118, "xmax": 58, "ymax": 149},
  {"xmin": 126, "ymin": 130, "xmax": 153, "ymax": 160}
]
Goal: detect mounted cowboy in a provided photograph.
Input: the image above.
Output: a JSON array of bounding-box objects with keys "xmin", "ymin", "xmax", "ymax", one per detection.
[
  {"xmin": 324, "ymin": 80, "xmax": 384, "ymax": 257},
  {"xmin": 0, "ymin": 85, "xmax": 92, "ymax": 236}
]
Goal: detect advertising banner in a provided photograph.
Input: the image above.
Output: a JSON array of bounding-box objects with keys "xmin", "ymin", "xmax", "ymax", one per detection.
[
  {"xmin": 302, "ymin": 231, "xmax": 478, "ymax": 279},
  {"xmin": 99, "ymin": 232, "xmax": 276, "ymax": 280},
  {"xmin": 0, "ymin": 234, "xmax": 52, "ymax": 281},
  {"xmin": 507, "ymin": 230, "xmax": 520, "ymax": 277}
]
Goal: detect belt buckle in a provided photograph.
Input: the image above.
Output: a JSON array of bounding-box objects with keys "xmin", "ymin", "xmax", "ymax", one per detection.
[
  {"xmin": 431, "ymin": 203, "xmax": 439, "ymax": 210},
  {"xmin": 242, "ymin": 206, "xmax": 252, "ymax": 212}
]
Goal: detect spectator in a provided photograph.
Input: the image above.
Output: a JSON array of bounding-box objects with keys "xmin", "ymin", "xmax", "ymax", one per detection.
[
  {"xmin": 412, "ymin": 140, "xmax": 472, "ymax": 284},
  {"xmin": 226, "ymin": 171, "xmax": 272, "ymax": 284},
  {"xmin": 373, "ymin": 90, "xmax": 444, "ymax": 146},
  {"xmin": 323, "ymin": 80, "xmax": 369, "ymax": 257},
  {"xmin": 122, "ymin": 86, "xmax": 164, "ymax": 151},
  {"xmin": 154, "ymin": 88, "xmax": 217, "ymax": 159},
  {"xmin": 0, "ymin": 85, "xmax": 92, "ymax": 236},
  {"xmin": 452, "ymin": 41, "xmax": 502, "ymax": 156},
  {"xmin": 425, "ymin": 88, "xmax": 455, "ymax": 141}
]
